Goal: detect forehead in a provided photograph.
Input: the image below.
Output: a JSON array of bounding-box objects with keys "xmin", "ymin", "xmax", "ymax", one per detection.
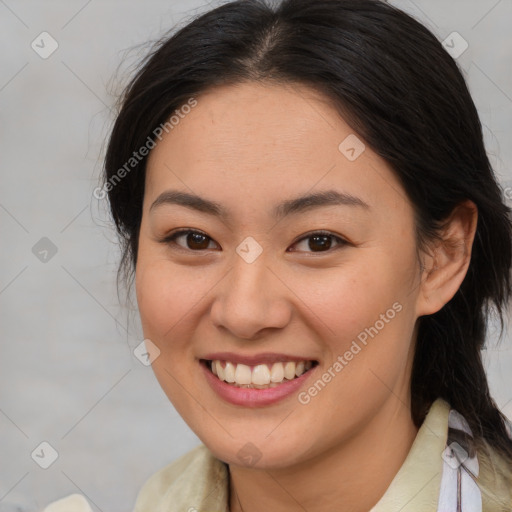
[
  {"xmin": 144, "ymin": 81, "xmax": 407, "ymax": 216},
  {"xmin": 148, "ymin": 81, "xmax": 347, "ymax": 170}
]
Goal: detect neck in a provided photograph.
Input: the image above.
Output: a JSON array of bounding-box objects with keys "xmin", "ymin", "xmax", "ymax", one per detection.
[{"xmin": 228, "ymin": 396, "xmax": 419, "ymax": 512}]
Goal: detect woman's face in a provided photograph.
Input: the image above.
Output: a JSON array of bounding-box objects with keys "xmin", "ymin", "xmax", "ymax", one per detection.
[{"xmin": 135, "ymin": 81, "xmax": 427, "ymax": 469}]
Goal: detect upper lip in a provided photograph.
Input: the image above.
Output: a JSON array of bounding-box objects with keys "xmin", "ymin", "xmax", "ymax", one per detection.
[{"xmin": 201, "ymin": 352, "xmax": 317, "ymax": 366}]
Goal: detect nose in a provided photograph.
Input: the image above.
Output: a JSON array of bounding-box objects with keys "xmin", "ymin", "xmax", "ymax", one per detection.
[{"xmin": 210, "ymin": 251, "xmax": 292, "ymax": 340}]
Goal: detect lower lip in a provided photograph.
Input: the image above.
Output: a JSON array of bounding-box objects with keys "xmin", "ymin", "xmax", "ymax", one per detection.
[{"xmin": 201, "ymin": 361, "xmax": 317, "ymax": 407}]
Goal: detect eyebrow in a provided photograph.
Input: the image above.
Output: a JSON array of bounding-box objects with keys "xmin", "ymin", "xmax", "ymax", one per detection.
[{"xmin": 149, "ymin": 189, "xmax": 370, "ymax": 220}]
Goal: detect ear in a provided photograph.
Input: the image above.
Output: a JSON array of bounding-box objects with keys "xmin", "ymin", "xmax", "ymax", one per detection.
[{"xmin": 415, "ymin": 200, "xmax": 478, "ymax": 317}]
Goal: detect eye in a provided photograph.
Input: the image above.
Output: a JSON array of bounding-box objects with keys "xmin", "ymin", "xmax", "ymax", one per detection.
[
  {"xmin": 160, "ymin": 229, "xmax": 219, "ymax": 251},
  {"xmin": 288, "ymin": 230, "xmax": 348, "ymax": 253},
  {"xmin": 159, "ymin": 228, "xmax": 348, "ymax": 253}
]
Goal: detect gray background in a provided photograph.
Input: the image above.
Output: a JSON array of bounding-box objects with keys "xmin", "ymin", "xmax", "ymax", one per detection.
[{"xmin": 0, "ymin": 1, "xmax": 511, "ymax": 511}]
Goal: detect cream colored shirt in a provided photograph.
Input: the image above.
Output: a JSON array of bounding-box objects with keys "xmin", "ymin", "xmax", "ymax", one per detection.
[{"xmin": 44, "ymin": 398, "xmax": 512, "ymax": 511}]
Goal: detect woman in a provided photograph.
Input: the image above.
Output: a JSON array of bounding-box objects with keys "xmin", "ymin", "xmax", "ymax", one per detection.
[{"xmin": 45, "ymin": 0, "xmax": 512, "ymax": 510}]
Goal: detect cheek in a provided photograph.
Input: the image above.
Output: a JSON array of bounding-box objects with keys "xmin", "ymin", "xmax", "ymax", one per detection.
[
  {"xmin": 135, "ymin": 257, "xmax": 210, "ymax": 340},
  {"xmin": 293, "ymin": 257, "xmax": 410, "ymax": 339},
  {"xmin": 291, "ymin": 247, "xmax": 417, "ymax": 382},
  {"xmin": 135, "ymin": 258, "xmax": 207, "ymax": 408}
]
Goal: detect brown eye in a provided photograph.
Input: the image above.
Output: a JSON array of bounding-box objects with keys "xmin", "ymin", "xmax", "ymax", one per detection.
[
  {"xmin": 289, "ymin": 231, "xmax": 348, "ymax": 253},
  {"xmin": 161, "ymin": 229, "xmax": 218, "ymax": 251},
  {"xmin": 308, "ymin": 234, "xmax": 333, "ymax": 251},
  {"xmin": 185, "ymin": 232, "xmax": 211, "ymax": 250}
]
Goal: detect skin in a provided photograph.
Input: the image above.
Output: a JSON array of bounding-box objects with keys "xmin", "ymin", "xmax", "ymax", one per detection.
[{"xmin": 135, "ymin": 81, "xmax": 478, "ymax": 512}]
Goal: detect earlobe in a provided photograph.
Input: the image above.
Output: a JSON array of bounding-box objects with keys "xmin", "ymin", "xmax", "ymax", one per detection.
[{"xmin": 415, "ymin": 200, "xmax": 478, "ymax": 317}]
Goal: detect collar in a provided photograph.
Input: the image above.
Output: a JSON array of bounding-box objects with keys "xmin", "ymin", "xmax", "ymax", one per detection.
[{"xmin": 134, "ymin": 398, "xmax": 451, "ymax": 511}]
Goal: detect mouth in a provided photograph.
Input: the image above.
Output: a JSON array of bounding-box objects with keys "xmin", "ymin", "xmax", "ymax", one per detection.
[{"xmin": 200, "ymin": 358, "xmax": 319, "ymax": 389}]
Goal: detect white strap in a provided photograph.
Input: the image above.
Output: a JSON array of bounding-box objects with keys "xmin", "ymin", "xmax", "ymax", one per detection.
[{"xmin": 437, "ymin": 409, "xmax": 482, "ymax": 512}]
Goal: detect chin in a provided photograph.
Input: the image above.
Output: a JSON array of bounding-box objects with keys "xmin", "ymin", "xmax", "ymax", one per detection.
[{"xmin": 200, "ymin": 431, "xmax": 314, "ymax": 470}]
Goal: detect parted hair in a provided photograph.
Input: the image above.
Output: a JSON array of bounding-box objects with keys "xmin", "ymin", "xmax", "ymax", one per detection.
[{"xmin": 103, "ymin": 0, "xmax": 512, "ymax": 461}]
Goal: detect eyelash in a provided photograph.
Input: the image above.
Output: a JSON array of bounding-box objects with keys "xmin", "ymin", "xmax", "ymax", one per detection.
[{"xmin": 159, "ymin": 229, "xmax": 349, "ymax": 254}]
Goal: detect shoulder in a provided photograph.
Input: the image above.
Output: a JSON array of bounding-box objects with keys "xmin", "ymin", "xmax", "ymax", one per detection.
[
  {"xmin": 42, "ymin": 445, "xmax": 229, "ymax": 512},
  {"xmin": 42, "ymin": 494, "xmax": 93, "ymax": 512},
  {"xmin": 134, "ymin": 443, "xmax": 229, "ymax": 512},
  {"xmin": 475, "ymin": 438, "xmax": 512, "ymax": 511}
]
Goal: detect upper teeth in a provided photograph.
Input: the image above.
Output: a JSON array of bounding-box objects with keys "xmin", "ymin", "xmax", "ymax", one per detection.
[{"xmin": 211, "ymin": 360, "xmax": 313, "ymax": 387}]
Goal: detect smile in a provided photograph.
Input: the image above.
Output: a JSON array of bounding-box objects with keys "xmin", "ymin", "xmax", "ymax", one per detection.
[
  {"xmin": 200, "ymin": 356, "xmax": 318, "ymax": 407},
  {"xmin": 206, "ymin": 359, "xmax": 316, "ymax": 388}
]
